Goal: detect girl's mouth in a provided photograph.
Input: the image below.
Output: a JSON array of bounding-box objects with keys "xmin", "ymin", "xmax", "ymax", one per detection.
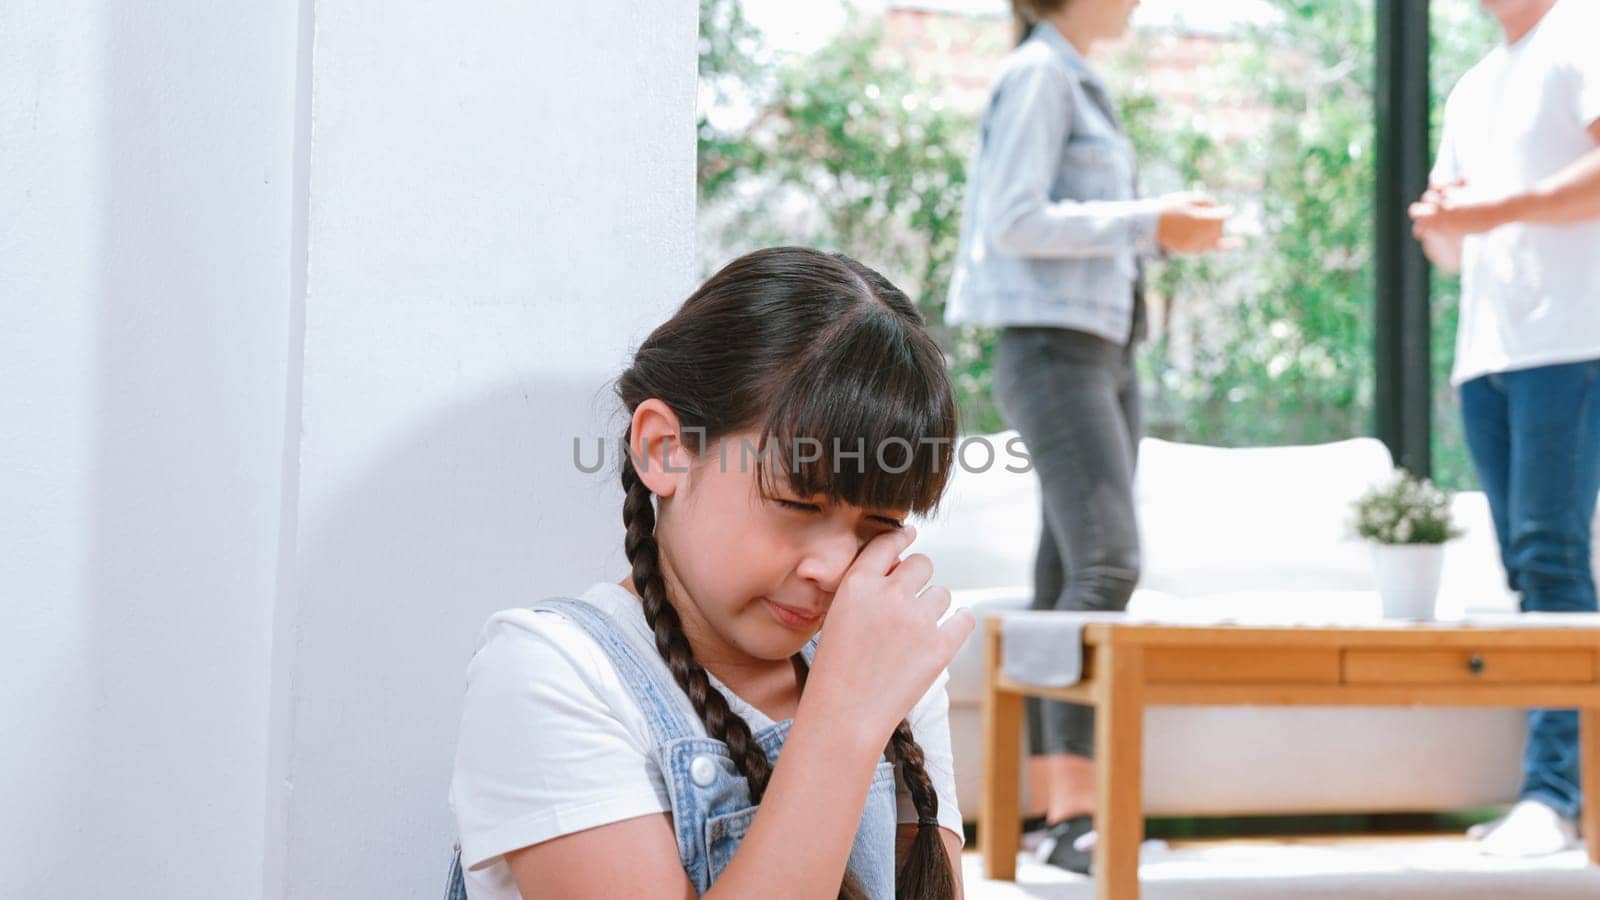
[{"xmin": 763, "ymin": 597, "xmax": 822, "ymax": 629}]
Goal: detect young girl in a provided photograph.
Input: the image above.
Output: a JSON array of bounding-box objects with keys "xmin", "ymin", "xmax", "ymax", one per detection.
[{"xmin": 445, "ymin": 247, "xmax": 976, "ymax": 899}]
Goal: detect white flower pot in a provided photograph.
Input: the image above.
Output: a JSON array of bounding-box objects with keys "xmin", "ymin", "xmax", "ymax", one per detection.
[{"xmin": 1369, "ymin": 542, "xmax": 1445, "ymax": 620}]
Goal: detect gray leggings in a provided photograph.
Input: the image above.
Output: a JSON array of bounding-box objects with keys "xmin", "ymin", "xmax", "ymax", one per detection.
[{"xmin": 992, "ymin": 325, "xmax": 1142, "ymax": 759}]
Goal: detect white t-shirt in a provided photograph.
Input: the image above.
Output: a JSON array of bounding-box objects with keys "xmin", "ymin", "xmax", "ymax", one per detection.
[
  {"xmin": 447, "ymin": 580, "xmax": 965, "ymax": 900},
  {"xmin": 1431, "ymin": 0, "xmax": 1600, "ymax": 387}
]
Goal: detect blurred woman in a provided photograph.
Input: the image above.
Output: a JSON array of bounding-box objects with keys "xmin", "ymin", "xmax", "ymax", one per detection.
[{"xmin": 945, "ymin": 0, "xmax": 1234, "ymax": 875}]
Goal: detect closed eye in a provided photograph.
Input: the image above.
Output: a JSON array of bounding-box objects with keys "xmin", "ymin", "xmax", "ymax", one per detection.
[
  {"xmin": 776, "ymin": 499, "xmax": 822, "ymax": 513},
  {"xmin": 776, "ymin": 498, "xmax": 904, "ymax": 530}
]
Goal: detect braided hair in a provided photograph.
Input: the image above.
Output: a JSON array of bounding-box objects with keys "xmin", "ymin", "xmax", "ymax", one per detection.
[{"xmin": 614, "ymin": 247, "xmax": 959, "ymax": 899}]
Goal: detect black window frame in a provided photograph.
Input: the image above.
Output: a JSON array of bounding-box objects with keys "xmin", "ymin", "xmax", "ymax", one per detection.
[{"xmin": 1374, "ymin": 0, "xmax": 1434, "ymax": 477}]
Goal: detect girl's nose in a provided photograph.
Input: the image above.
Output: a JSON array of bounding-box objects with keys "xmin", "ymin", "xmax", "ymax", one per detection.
[{"xmin": 794, "ymin": 529, "xmax": 866, "ymax": 594}]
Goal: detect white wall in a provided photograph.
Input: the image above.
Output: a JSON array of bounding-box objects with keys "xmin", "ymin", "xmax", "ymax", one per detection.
[
  {"xmin": 2, "ymin": 1, "xmax": 696, "ymax": 897},
  {"xmin": 271, "ymin": 2, "xmax": 697, "ymax": 898},
  {"xmin": 1, "ymin": 1, "xmax": 302, "ymax": 897}
]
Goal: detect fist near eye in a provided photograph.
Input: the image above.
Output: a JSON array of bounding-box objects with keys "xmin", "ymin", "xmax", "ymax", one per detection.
[{"xmin": 806, "ymin": 525, "xmax": 974, "ymax": 749}]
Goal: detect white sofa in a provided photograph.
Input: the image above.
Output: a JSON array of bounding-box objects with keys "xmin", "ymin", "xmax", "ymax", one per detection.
[{"xmin": 917, "ymin": 431, "xmax": 1600, "ymax": 822}]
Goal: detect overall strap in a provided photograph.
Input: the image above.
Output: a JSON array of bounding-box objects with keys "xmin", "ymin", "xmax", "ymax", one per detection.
[
  {"xmin": 801, "ymin": 634, "xmax": 821, "ymax": 667},
  {"xmin": 530, "ymin": 597, "xmax": 699, "ymax": 745}
]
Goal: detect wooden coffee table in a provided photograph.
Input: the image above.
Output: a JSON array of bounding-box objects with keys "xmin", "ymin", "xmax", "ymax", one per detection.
[{"xmin": 980, "ymin": 615, "xmax": 1600, "ymax": 900}]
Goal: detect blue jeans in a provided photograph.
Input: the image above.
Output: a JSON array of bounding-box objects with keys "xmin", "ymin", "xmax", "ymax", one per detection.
[{"xmin": 1460, "ymin": 358, "xmax": 1600, "ymax": 819}]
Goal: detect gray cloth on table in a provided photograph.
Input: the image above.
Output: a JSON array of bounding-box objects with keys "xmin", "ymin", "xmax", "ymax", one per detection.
[{"xmin": 999, "ymin": 611, "xmax": 1131, "ymax": 687}]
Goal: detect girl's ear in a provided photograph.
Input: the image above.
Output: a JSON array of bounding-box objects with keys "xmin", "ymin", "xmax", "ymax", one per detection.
[{"xmin": 627, "ymin": 398, "xmax": 691, "ymax": 498}]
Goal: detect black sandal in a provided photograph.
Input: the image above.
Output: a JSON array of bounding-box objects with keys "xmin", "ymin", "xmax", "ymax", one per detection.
[{"xmin": 1035, "ymin": 814, "xmax": 1095, "ymax": 875}]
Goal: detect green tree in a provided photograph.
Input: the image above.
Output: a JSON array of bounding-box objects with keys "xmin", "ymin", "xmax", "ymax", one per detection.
[
  {"xmin": 696, "ymin": 6, "xmax": 992, "ymax": 429},
  {"xmin": 698, "ymin": 0, "xmax": 769, "ymax": 201},
  {"xmin": 697, "ymin": 0, "xmax": 1498, "ymax": 471},
  {"xmin": 1107, "ymin": 0, "xmax": 1377, "ymax": 446}
]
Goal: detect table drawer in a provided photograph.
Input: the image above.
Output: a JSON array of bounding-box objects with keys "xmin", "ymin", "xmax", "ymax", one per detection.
[
  {"xmin": 1342, "ymin": 649, "xmax": 1596, "ymax": 685},
  {"xmin": 1145, "ymin": 647, "xmax": 1340, "ymax": 684}
]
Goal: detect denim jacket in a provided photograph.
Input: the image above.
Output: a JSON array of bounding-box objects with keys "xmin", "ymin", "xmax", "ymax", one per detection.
[{"xmin": 945, "ymin": 20, "xmax": 1160, "ymax": 344}]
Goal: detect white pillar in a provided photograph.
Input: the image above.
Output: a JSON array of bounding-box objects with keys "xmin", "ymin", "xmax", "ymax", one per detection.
[
  {"xmin": 271, "ymin": 3, "xmax": 697, "ymax": 897},
  {"xmin": 2, "ymin": 1, "xmax": 301, "ymax": 897},
  {"xmin": 2, "ymin": 1, "xmax": 696, "ymax": 897}
]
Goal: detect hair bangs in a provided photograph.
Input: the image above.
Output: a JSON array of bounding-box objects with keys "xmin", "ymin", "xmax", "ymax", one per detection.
[{"xmin": 750, "ymin": 309, "xmax": 958, "ymax": 519}]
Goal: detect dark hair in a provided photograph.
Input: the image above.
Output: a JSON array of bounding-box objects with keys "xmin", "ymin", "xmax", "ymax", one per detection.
[
  {"xmin": 614, "ymin": 246, "xmax": 959, "ymax": 899},
  {"xmin": 1012, "ymin": 0, "xmax": 1073, "ymax": 46}
]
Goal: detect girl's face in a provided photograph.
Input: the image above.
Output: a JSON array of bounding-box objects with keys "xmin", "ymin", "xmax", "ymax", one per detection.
[{"xmin": 630, "ymin": 406, "xmax": 910, "ymax": 667}]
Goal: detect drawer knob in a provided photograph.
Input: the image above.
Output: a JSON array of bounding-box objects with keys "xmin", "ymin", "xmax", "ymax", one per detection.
[{"xmin": 1467, "ymin": 654, "xmax": 1485, "ymax": 676}]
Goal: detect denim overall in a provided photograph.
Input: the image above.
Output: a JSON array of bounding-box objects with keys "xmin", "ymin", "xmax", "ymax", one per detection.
[{"xmin": 443, "ymin": 597, "xmax": 900, "ymax": 898}]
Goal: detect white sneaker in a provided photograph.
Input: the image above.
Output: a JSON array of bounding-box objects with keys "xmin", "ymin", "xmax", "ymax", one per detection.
[
  {"xmin": 1466, "ymin": 810, "xmax": 1508, "ymax": 841},
  {"xmin": 1471, "ymin": 799, "xmax": 1579, "ymax": 857}
]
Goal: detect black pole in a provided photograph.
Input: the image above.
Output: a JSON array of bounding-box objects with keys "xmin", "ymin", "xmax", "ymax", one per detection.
[{"xmin": 1374, "ymin": 0, "xmax": 1432, "ymax": 477}]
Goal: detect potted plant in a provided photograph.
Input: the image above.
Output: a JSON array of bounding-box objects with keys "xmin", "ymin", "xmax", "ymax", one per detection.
[{"xmin": 1351, "ymin": 470, "xmax": 1464, "ymax": 620}]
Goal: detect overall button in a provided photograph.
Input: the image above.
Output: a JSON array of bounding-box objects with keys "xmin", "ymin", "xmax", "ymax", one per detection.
[{"xmin": 690, "ymin": 755, "xmax": 718, "ymax": 787}]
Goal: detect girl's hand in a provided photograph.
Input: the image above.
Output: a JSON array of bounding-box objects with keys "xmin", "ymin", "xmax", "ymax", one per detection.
[{"xmin": 803, "ymin": 525, "xmax": 975, "ymax": 749}]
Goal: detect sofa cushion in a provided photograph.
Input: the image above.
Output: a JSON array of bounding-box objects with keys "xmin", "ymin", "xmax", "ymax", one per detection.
[
  {"xmin": 1439, "ymin": 492, "xmax": 1519, "ymax": 614},
  {"xmin": 914, "ymin": 432, "xmax": 1399, "ymax": 597},
  {"xmin": 1134, "ymin": 436, "xmax": 1395, "ymax": 595},
  {"xmin": 911, "ymin": 431, "xmax": 1040, "ymax": 591}
]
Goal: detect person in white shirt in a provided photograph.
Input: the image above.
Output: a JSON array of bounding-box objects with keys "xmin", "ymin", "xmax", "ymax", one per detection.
[{"xmin": 1410, "ymin": 0, "xmax": 1600, "ymax": 858}]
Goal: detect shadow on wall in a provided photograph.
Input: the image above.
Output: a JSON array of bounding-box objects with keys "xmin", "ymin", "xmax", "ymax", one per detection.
[
  {"xmin": 85, "ymin": 1, "xmax": 298, "ymax": 897},
  {"xmin": 281, "ymin": 373, "xmax": 636, "ymax": 898}
]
